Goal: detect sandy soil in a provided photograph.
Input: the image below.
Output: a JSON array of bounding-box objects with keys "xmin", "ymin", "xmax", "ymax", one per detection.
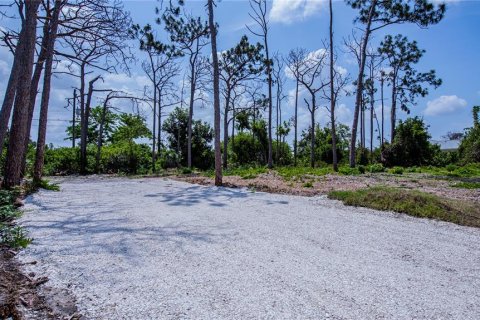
[
  {"xmin": 174, "ymin": 171, "xmax": 480, "ymax": 203},
  {"xmin": 16, "ymin": 176, "xmax": 480, "ymax": 319}
]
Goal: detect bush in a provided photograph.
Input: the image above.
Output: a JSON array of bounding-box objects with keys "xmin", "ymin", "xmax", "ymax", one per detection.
[
  {"xmin": 358, "ymin": 165, "xmax": 366, "ymax": 174},
  {"xmin": 339, "ymin": 166, "xmax": 360, "ymax": 175},
  {"xmin": 382, "ymin": 117, "xmax": 436, "ymax": 167},
  {"xmin": 389, "ymin": 166, "xmax": 404, "ymax": 175},
  {"xmin": 369, "ymin": 163, "xmax": 385, "ymax": 173},
  {"xmin": 43, "ymin": 146, "xmax": 80, "ymax": 175}
]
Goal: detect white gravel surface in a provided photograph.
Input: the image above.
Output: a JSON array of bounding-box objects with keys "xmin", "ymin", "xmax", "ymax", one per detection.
[{"xmin": 18, "ymin": 176, "xmax": 480, "ymax": 319}]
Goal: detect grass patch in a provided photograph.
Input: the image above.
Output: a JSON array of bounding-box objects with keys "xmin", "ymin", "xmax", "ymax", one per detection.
[
  {"xmin": 452, "ymin": 181, "xmax": 480, "ymax": 189},
  {"xmin": 35, "ymin": 179, "xmax": 60, "ymax": 191},
  {"xmin": 276, "ymin": 166, "xmax": 333, "ymax": 180},
  {"xmin": 328, "ymin": 186, "xmax": 480, "ymax": 228}
]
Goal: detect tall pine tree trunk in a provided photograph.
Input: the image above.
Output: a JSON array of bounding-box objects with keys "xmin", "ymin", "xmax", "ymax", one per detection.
[
  {"xmin": 33, "ymin": 0, "xmax": 62, "ymax": 183},
  {"xmin": 349, "ymin": 0, "xmax": 377, "ymax": 168},
  {"xmin": 293, "ymin": 79, "xmax": 299, "ymax": 167},
  {"xmin": 329, "ymin": 0, "xmax": 338, "ymax": 172},
  {"xmin": 207, "ymin": 0, "xmax": 222, "ymax": 186},
  {"xmin": 3, "ymin": 0, "xmax": 41, "ymax": 188}
]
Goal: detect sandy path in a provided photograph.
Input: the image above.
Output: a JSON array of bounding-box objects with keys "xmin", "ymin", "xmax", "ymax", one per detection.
[{"xmin": 18, "ymin": 176, "xmax": 480, "ymax": 319}]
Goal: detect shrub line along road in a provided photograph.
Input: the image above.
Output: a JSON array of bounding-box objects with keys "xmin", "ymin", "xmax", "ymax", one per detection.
[{"xmin": 18, "ymin": 176, "xmax": 480, "ymax": 319}]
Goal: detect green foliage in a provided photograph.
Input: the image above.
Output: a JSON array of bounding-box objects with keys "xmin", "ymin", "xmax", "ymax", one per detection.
[
  {"xmin": 339, "ymin": 166, "xmax": 361, "ymax": 176},
  {"xmin": 389, "ymin": 167, "xmax": 404, "ymax": 175},
  {"xmin": 0, "ymin": 225, "xmax": 32, "ymax": 248},
  {"xmin": 329, "ymin": 187, "xmax": 479, "ymax": 228},
  {"xmin": 452, "ymin": 181, "xmax": 480, "ymax": 189},
  {"xmin": 358, "ymin": 165, "xmax": 366, "ymax": 174},
  {"xmin": 43, "ymin": 146, "xmax": 80, "ymax": 176},
  {"xmin": 229, "ymin": 132, "xmax": 266, "ymax": 166},
  {"xmin": 303, "ymin": 181, "xmax": 313, "ymax": 188},
  {"xmin": 382, "ymin": 117, "xmax": 437, "ymax": 167},
  {"xmin": 458, "ymin": 106, "xmax": 480, "ymax": 163},
  {"xmin": 369, "ymin": 163, "xmax": 385, "ymax": 173},
  {"xmin": 163, "ymin": 107, "xmax": 214, "ymax": 170},
  {"xmin": 0, "ymin": 190, "xmax": 32, "ymax": 249},
  {"xmin": 276, "ymin": 166, "xmax": 333, "ymax": 180},
  {"xmin": 35, "ymin": 179, "xmax": 60, "ymax": 191},
  {"xmin": 298, "ymin": 124, "xmax": 350, "ymax": 166},
  {"xmin": 100, "ymin": 142, "xmax": 152, "ymax": 175},
  {"xmin": 223, "ymin": 166, "xmax": 268, "ymax": 179}
]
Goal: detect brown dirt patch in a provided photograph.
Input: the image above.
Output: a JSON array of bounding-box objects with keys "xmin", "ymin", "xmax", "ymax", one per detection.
[
  {"xmin": 173, "ymin": 171, "xmax": 480, "ymax": 203},
  {"xmin": 0, "ymin": 247, "xmax": 80, "ymax": 320}
]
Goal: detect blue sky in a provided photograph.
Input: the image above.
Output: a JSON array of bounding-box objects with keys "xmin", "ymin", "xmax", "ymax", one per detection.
[{"xmin": 0, "ymin": 0, "xmax": 479, "ymax": 147}]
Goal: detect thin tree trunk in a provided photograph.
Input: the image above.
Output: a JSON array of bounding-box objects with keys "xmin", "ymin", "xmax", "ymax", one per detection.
[
  {"xmin": 349, "ymin": 0, "xmax": 377, "ymax": 168},
  {"xmin": 310, "ymin": 95, "xmax": 316, "ymax": 168},
  {"xmin": 390, "ymin": 84, "xmax": 397, "ymax": 143},
  {"xmin": 208, "ymin": 0, "xmax": 222, "ymax": 186},
  {"xmin": 3, "ymin": 0, "xmax": 41, "ymax": 188},
  {"xmin": 95, "ymin": 100, "xmax": 108, "ymax": 174},
  {"xmin": 22, "ymin": 17, "xmax": 50, "ymax": 175},
  {"xmin": 33, "ymin": 0, "xmax": 62, "ymax": 183},
  {"xmin": 329, "ymin": 0, "xmax": 338, "ymax": 172},
  {"xmin": 294, "ymin": 79, "xmax": 299, "ymax": 167},
  {"xmin": 0, "ymin": 28, "xmax": 25, "ymax": 157},
  {"xmin": 231, "ymin": 104, "xmax": 235, "ymax": 149},
  {"xmin": 80, "ymin": 76, "xmax": 100, "ymax": 175},
  {"xmin": 152, "ymin": 84, "xmax": 157, "ymax": 172},
  {"xmin": 223, "ymin": 97, "xmax": 229, "ymax": 170},
  {"xmin": 265, "ymin": 37, "xmax": 273, "ymax": 169},
  {"xmin": 157, "ymin": 90, "xmax": 162, "ymax": 153},
  {"xmin": 380, "ymin": 76, "xmax": 384, "ymax": 146},
  {"xmin": 187, "ymin": 56, "xmax": 197, "ymax": 169},
  {"xmin": 72, "ymin": 89, "xmax": 77, "ymax": 148}
]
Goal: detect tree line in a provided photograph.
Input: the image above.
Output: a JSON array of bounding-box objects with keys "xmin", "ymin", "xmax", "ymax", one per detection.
[{"xmin": 1, "ymin": 0, "xmax": 478, "ymax": 189}]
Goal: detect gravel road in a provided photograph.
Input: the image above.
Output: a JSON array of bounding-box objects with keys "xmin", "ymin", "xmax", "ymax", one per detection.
[{"xmin": 18, "ymin": 176, "xmax": 480, "ymax": 319}]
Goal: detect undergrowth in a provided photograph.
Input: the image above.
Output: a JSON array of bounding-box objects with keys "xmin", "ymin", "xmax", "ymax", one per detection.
[{"xmin": 0, "ymin": 190, "xmax": 32, "ymax": 248}]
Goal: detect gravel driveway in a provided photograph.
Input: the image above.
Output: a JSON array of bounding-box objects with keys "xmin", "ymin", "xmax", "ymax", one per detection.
[{"xmin": 18, "ymin": 176, "xmax": 480, "ymax": 319}]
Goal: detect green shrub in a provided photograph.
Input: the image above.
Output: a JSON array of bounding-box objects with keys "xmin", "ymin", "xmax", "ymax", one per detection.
[
  {"xmin": 389, "ymin": 167, "xmax": 404, "ymax": 175},
  {"xmin": 369, "ymin": 163, "xmax": 385, "ymax": 173},
  {"xmin": 446, "ymin": 164, "xmax": 457, "ymax": 172},
  {"xmin": 358, "ymin": 165, "xmax": 366, "ymax": 174},
  {"xmin": 339, "ymin": 167, "xmax": 361, "ymax": 176},
  {"xmin": 452, "ymin": 181, "xmax": 480, "ymax": 189},
  {"xmin": 0, "ymin": 225, "xmax": 32, "ymax": 248}
]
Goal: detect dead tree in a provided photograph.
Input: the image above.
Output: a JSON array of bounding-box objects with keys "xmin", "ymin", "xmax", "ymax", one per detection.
[{"xmin": 247, "ymin": 0, "xmax": 273, "ymax": 168}]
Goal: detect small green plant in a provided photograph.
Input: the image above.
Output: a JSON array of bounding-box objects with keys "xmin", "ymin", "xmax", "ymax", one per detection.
[
  {"xmin": 36, "ymin": 179, "xmax": 60, "ymax": 191},
  {"xmin": 303, "ymin": 181, "xmax": 313, "ymax": 188},
  {"xmin": 181, "ymin": 167, "xmax": 193, "ymax": 175},
  {"xmin": 389, "ymin": 167, "xmax": 404, "ymax": 175},
  {"xmin": 446, "ymin": 164, "xmax": 458, "ymax": 172},
  {"xmin": 0, "ymin": 225, "xmax": 32, "ymax": 248},
  {"xmin": 358, "ymin": 165, "xmax": 366, "ymax": 174}
]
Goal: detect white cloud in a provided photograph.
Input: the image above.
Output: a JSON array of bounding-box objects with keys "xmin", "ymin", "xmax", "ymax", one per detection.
[
  {"xmin": 270, "ymin": 0, "xmax": 325, "ymax": 24},
  {"xmin": 424, "ymin": 95, "xmax": 467, "ymax": 116}
]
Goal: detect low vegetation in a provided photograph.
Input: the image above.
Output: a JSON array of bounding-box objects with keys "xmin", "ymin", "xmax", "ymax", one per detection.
[
  {"xmin": 328, "ymin": 187, "xmax": 480, "ymax": 228},
  {"xmin": 0, "ymin": 190, "xmax": 32, "ymax": 248}
]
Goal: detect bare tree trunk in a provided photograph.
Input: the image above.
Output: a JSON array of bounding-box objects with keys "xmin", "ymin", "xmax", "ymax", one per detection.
[
  {"xmin": 152, "ymin": 84, "xmax": 157, "ymax": 172},
  {"xmin": 310, "ymin": 95, "xmax": 316, "ymax": 168},
  {"xmin": 390, "ymin": 84, "xmax": 397, "ymax": 143},
  {"xmin": 72, "ymin": 89, "xmax": 77, "ymax": 148},
  {"xmin": 33, "ymin": 0, "xmax": 62, "ymax": 183},
  {"xmin": 329, "ymin": 0, "xmax": 338, "ymax": 172},
  {"xmin": 157, "ymin": 90, "xmax": 162, "ymax": 153},
  {"xmin": 207, "ymin": 0, "xmax": 222, "ymax": 186},
  {"xmin": 22, "ymin": 18, "xmax": 50, "ymax": 175},
  {"xmin": 231, "ymin": 104, "xmax": 235, "ymax": 149},
  {"xmin": 370, "ymin": 80, "xmax": 375, "ymax": 159},
  {"xmin": 0, "ymin": 29, "xmax": 25, "ymax": 157},
  {"xmin": 95, "ymin": 100, "xmax": 108, "ymax": 174},
  {"xmin": 187, "ymin": 59, "xmax": 196, "ymax": 169},
  {"xmin": 80, "ymin": 76, "xmax": 100, "ymax": 175},
  {"xmin": 349, "ymin": 0, "xmax": 377, "ymax": 168},
  {"xmin": 266, "ymin": 40, "xmax": 273, "ymax": 169},
  {"xmin": 380, "ymin": 76, "xmax": 384, "ymax": 146},
  {"xmin": 3, "ymin": 0, "xmax": 41, "ymax": 188},
  {"xmin": 294, "ymin": 79, "xmax": 299, "ymax": 167},
  {"xmin": 223, "ymin": 97, "xmax": 229, "ymax": 170}
]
